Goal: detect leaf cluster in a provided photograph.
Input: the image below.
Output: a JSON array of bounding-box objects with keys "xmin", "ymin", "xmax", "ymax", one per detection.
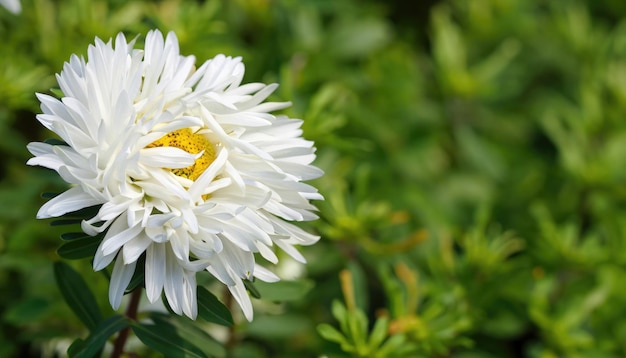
[{"xmin": 2, "ymin": 0, "xmax": 626, "ymax": 357}]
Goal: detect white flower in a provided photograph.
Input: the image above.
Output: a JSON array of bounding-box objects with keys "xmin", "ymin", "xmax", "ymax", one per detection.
[
  {"xmin": 27, "ymin": 30, "xmax": 323, "ymax": 321},
  {"xmin": 0, "ymin": 0, "xmax": 20, "ymax": 14}
]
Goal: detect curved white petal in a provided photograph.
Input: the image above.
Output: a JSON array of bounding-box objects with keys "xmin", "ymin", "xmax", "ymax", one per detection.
[
  {"xmin": 36, "ymin": 186, "xmax": 102, "ymax": 219},
  {"xmin": 109, "ymin": 257, "xmax": 137, "ymax": 309}
]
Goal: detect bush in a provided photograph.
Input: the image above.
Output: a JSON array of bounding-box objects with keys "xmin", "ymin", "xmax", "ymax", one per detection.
[{"xmin": 1, "ymin": 0, "xmax": 626, "ymax": 356}]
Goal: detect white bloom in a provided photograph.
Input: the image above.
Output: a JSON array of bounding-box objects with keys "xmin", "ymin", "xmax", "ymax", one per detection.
[
  {"xmin": 0, "ymin": 0, "xmax": 20, "ymax": 13},
  {"xmin": 27, "ymin": 30, "xmax": 323, "ymax": 321}
]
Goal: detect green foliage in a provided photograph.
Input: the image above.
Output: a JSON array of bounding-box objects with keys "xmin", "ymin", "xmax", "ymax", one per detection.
[
  {"xmin": 3, "ymin": 0, "xmax": 626, "ymax": 356},
  {"xmin": 68, "ymin": 315, "xmax": 128, "ymax": 358},
  {"xmin": 196, "ymin": 286, "xmax": 233, "ymax": 327},
  {"xmin": 53, "ymin": 261, "xmax": 103, "ymax": 332}
]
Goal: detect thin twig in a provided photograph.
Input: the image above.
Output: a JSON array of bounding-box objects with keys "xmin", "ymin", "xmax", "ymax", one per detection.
[{"xmin": 110, "ymin": 288, "xmax": 142, "ymax": 358}]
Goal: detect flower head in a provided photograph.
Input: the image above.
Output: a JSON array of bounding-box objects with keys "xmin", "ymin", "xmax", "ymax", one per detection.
[{"xmin": 28, "ymin": 30, "xmax": 323, "ymax": 320}]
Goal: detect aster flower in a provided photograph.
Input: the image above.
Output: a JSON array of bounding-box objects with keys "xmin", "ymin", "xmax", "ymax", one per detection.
[{"xmin": 27, "ymin": 30, "xmax": 323, "ymax": 321}]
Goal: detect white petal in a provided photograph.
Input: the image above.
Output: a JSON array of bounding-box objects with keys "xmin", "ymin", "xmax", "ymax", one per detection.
[
  {"xmin": 228, "ymin": 276, "xmax": 253, "ymax": 321},
  {"xmin": 164, "ymin": 248, "xmax": 184, "ymax": 314},
  {"xmin": 140, "ymin": 147, "xmax": 197, "ymax": 168},
  {"xmin": 101, "ymin": 222, "xmax": 143, "ymax": 256},
  {"xmin": 273, "ymin": 237, "xmax": 307, "ymax": 263},
  {"xmin": 37, "ymin": 186, "xmax": 101, "ymax": 219},
  {"xmin": 146, "ymin": 243, "xmax": 166, "ymax": 303},
  {"xmin": 109, "ymin": 258, "xmax": 137, "ymax": 309},
  {"xmin": 122, "ymin": 231, "xmax": 152, "ymax": 264},
  {"xmin": 254, "ymin": 265, "xmax": 279, "ymax": 282},
  {"xmin": 182, "ymin": 271, "xmax": 198, "ymax": 319},
  {"xmin": 188, "ymin": 147, "xmax": 228, "ymax": 199},
  {"xmin": 257, "ymin": 243, "xmax": 278, "ymax": 264},
  {"xmin": 1, "ymin": 0, "xmax": 21, "ymax": 14},
  {"xmin": 93, "ymin": 243, "xmax": 118, "ymax": 271}
]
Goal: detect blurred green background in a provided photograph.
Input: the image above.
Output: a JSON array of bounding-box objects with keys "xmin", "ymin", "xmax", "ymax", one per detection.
[{"xmin": 3, "ymin": 0, "xmax": 626, "ymax": 356}]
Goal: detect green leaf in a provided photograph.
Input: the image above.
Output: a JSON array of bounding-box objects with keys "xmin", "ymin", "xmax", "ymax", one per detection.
[
  {"xmin": 3, "ymin": 297, "xmax": 50, "ymax": 323},
  {"xmin": 317, "ymin": 323, "xmax": 352, "ymax": 348},
  {"xmin": 131, "ymin": 321, "xmax": 207, "ymax": 358},
  {"xmin": 41, "ymin": 192, "xmax": 61, "ymax": 199},
  {"xmin": 245, "ymin": 314, "xmax": 313, "ymax": 340},
  {"xmin": 67, "ymin": 339, "xmax": 87, "ymax": 358},
  {"xmin": 50, "ymin": 87, "xmax": 64, "ymax": 98},
  {"xmin": 57, "ymin": 236, "xmax": 102, "ymax": 260},
  {"xmin": 60, "ymin": 205, "xmax": 101, "ymax": 219},
  {"xmin": 53, "ymin": 261, "xmax": 103, "ymax": 331},
  {"xmin": 252, "ymin": 279, "xmax": 314, "ymax": 302},
  {"xmin": 377, "ymin": 334, "xmax": 408, "ymax": 357},
  {"xmin": 331, "ymin": 300, "xmax": 348, "ymax": 325},
  {"xmin": 70, "ymin": 315, "xmax": 128, "ymax": 358},
  {"xmin": 50, "ymin": 219, "xmax": 83, "ymax": 226},
  {"xmin": 150, "ymin": 313, "xmax": 227, "ymax": 358},
  {"xmin": 243, "ymin": 279, "xmax": 261, "ymax": 299},
  {"xmin": 197, "ymin": 286, "xmax": 233, "ymax": 327},
  {"xmin": 368, "ymin": 316, "xmax": 389, "ymax": 351},
  {"xmin": 60, "ymin": 232, "xmax": 90, "ymax": 241},
  {"xmin": 347, "ymin": 260, "xmax": 368, "ymax": 311},
  {"xmin": 43, "ymin": 137, "xmax": 68, "ymax": 146}
]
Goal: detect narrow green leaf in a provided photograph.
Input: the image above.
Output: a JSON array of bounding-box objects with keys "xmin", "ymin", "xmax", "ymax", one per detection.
[
  {"xmin": 131, "ymin": 321, "xmax": 207, "ymax": 358},
  {"xmin": 51, "ymin": 219, "xmax": 82, "ymax": 226},
  {"xmin": 197, "ymin": 286, "xmax": 234, "ymax": 327},
  {"xmin": 60, "ymin": 232, "xmax": 90, "ymax": 241},
  {"xmin": 150, "ymin": 313, "xmax": 227, "ymax": 358},
  {"xmin": 377, "ymin": 334, "xmax": 408, "ymax": 356},
  {"xmin": 61, "ymin": 205, "xmax": 101, "ymax": 219},
  {"xmin": 243, "ymin": 279, "xmax": 261, "ymax": 299},
  {"xmin": 53, "ymin": 261, "xmax": 102, "ymax": 331},
  {"xmin": 347, "ymin": 260, "xmax": 368, "ymax": 311},
  {"xmin": 317, "ymin": 323, "xmax": 351, "ymax": 346},
  {"xmin": 71, "ymin": 315, "xmax": 128, "ymax": 358},
  {"xmin": 253, "ymin": 279, "xmax": 314, "ymax": 302},
  {"xmin": 43, "ymin": 137, "xmax": 68, "ymax": 146},
  {"xmin": 368, "ymin": 316, "xmax": 389, "ymax": 351},
  {"xmin": 50, "ymin": 88, "xmax": 64, "ymax": 98},
  {"xmin": 57, "ymin": 237, "xmax": 102, "ymax": 260},
  {"xmin": 67, "ymin": 339, "xmax": 87, "ymax": 358},
  {"xmin": 41, "ymin": 192, "xmax": 61, "ymax": 199}
]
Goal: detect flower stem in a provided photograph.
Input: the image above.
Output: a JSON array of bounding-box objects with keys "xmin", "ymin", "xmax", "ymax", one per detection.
[{"xmin": 111, "ymin": 288, "xmax": 142, "ymax": 358}]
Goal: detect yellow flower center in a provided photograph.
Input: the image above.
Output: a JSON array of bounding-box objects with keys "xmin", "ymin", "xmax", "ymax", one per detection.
[{"xmin": 147, "ymin": 128, "xmax": 216, "ymax": 181}]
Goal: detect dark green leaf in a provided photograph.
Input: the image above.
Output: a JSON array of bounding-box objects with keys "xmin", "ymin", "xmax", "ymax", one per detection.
[
  {"xmin": 41, "ymin": 192, "xmax": 61, "ymax": 199},
  {"xmin": 131, "ymin": 320, "xmax": 207, "ymax": 358},
  {"xmin": 71, "ymin": 315, "xmax": 128, "ymax": 358},
  {"xmin": 150, "ymin": 313, "xmax": 227, "ymax": 357},
  {"xmin": 3, "ymin": 297, "xmax": 50, "ymax": 323},
  {"xmin": 243, "ymin": 279, "xmax": 261, "ymax": 299},
  {"xmin": 67, "ymin": 339, "xmax": 87, "ymax": 358},
  {"xmin": 61, "ymin": 205, "xmax": 101, "ymax": 219},
  {"xmin": 51, "ymin": 219, "xmax": 83, "ymax": 226},
  {"xmin": 253, "ymin": 279, "xmax": 314, "ymax": 302},
  {"xmin": 43, "ymin": 137, "xmax": 68, "ymax": 146},
  {"xmin": 57, "ymin": 237, "xmax": 102, "ymax": 260},
  {"xmin": 197, "ymin": 286, "xmax": 233, "ymax": 327},
  {"xmin": 61, "ymin": 232, "xmax": 90, "ymax": 241},
  {"xmin": 53, "ymin": 261, "xmax": 102, "ymax": 331}
]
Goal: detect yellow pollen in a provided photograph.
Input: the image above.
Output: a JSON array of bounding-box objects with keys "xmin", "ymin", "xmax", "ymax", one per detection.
[{"xmin": 147, "ymin": 128, "xmax": 216, "ymax": 181}]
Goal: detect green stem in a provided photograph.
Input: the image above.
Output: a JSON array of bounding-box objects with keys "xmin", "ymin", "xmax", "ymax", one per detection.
[{"xmin": 110, "ymin": 288, "xmax": 142, "ymax": 358}]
